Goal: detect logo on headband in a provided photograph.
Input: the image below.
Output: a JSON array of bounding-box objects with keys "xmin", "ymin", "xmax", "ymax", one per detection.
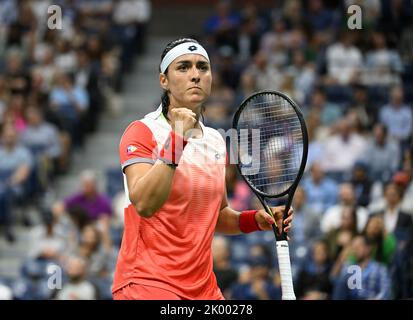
[{"xmin": 188, "ymin": 45, "xmax": 197, "ymax": 52}]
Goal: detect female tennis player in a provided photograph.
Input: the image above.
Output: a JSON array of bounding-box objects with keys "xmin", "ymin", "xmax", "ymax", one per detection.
[{"xmin": 112, "ymin": 38, "xmax": 294, "ymax": 300}]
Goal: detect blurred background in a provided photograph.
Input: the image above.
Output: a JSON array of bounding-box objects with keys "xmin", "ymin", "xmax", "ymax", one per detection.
[{"xmin": 0, "ymin": 0, "xmax": 412, "ymax": 300}]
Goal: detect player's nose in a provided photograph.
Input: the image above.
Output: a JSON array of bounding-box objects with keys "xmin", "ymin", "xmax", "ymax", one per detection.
[{"xmin": 190, "ymin": 66, "xmax": 201, "ymax": 82}]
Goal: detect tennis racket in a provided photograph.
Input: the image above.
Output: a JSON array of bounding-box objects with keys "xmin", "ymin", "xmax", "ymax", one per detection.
[{"xmin": 232, "ymin": 90, "xmax": 308, "ymax": 300}]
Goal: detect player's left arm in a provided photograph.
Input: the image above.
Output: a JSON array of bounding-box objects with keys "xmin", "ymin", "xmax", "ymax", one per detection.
[{"xmin": 215, "ymin": 188, "xmax": 293, "ymax": 235}]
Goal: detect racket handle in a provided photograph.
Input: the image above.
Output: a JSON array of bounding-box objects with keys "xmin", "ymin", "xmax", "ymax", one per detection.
[{"xmin": 276, "ymin": 240, "xmax": 296, "ymax": 300}]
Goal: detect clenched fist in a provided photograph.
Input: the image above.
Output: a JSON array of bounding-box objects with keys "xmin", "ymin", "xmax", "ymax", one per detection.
[{"xmin": 168, "ymin": 107, "xmax": 197, "ymax": 140}]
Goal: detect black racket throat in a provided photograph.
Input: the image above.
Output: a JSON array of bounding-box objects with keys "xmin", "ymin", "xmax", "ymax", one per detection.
[{"xmin": 256, "ymin": 190, "xmax": 294, "ymax": 242}]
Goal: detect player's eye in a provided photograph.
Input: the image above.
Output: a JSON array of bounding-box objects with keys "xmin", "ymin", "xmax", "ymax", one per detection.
[
  {"xmin": 198, "ymin": 64, "xmax": 209, "ymax": 72},
  {"xmin": 197, "ymin": 62, "xmax": 209, "ymax": 72},
  {"xmin": 177, "ymin": 64, "xmax": 189, "ymax": 71}
]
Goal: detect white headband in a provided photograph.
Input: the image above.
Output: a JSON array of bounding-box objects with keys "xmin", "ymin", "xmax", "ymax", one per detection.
[{"xmin": 160, "ymin": 42, "xmax": 210, "ymax": 74}]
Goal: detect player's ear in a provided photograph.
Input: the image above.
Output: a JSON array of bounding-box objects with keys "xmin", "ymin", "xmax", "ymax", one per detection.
[{"xmin": 159, "ymin": 73, "xmax": 168, "ymax": 91}]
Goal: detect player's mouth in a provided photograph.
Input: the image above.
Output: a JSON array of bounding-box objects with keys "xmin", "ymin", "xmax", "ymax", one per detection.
[{"xmin": 188, "ymin": 86, "xmax": 202, "ymax": 91}]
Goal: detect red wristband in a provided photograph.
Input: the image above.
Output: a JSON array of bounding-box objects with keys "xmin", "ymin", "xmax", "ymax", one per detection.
[
  {"xmin": 159, "ymin": 131, "xmax": 188, "ymax": 166},
  {"xmin": 239, "ymin": 210, "xmax": 261, "ymax": 233}
]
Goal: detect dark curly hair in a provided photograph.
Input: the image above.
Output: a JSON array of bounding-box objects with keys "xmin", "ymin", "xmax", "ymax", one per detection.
[{"xmin": 159, "ymin": 37, "xmax": 201, "ymax": 120}]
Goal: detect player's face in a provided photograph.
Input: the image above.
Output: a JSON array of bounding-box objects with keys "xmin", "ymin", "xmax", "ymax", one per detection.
[{"xmin": 161, "ymin": 54, "xmax": 212, "ymax": 112}]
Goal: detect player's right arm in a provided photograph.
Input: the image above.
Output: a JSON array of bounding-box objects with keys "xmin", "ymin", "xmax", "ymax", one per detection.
[
  {"xmin": 125, "ymin": 162, "xmax": 175, "ymax": 218},
  {"xmin": 123, "ymin": 108, "xmax": 196, "ymax": 218}
]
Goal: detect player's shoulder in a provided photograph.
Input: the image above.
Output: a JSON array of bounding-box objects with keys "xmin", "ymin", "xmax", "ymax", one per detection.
[
  {"xmin": 120, "ymin": 119, "xmax": 148, "ymax": 142},
  {"xmin": 120, "ymin": 107, "xmax": 169, "ymax": 146}
]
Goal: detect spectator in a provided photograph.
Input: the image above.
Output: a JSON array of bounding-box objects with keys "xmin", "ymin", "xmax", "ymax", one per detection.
[
  {"xmin": 363, "ymin": 31, "xmax": 403, "ymax": 86},
  {"xmin": 4, "ymin": 49, "xmax": 31, "ymax": 96},
  {"xmin": 52, "ymin": 169, "xmax": 112, "ymax": 224},
  {"xmin": 282, "ymin": 0, "xmax": 303, "ymax": 28},
  {"xmin": 305, "ymin": 113, "xmax": 325, "ymax": 168},
  {"xmin": 204, "ymin": 0, "xmax": 241, "ymax": 51},
  {"xmin": 332, "ymin": 235, "xmax": 392, "ymax": 300},
  {"xmin": 49, "ymin": 71, "xmax": 89, "ymax": 148},
  {"xmin": 112, "ymin": 0, "xmax": 151, "ymax": 73},
  {"xmin": 348, "ymin": 84, "xmax": 377, "ymax": 130},
  {"xmin": 321, "ymin": 118, "xmax": 367, "ymax": 177},
  {"xmin": 325, "ymin": 31, "xmax": 362, "ymax": 85},
  {"xmin": 28, "ymin": 213, "xmax": 67, "ymax": 262},
  {"xmin": 73, "ymin": 224, "xmax": 115, "ymax": 279},
  {"xmin": 284, "ymin": 50, "xmax": 316, "ymax": 104},
  {"xmin": 216, "ymin": 45, "xmax": 243, "ymax": 90},
  {"xmin": 306, "ymin": 87, "xmax": 342, "ymax": 128},
  {"xmin": 55, "ymin": 255, "xmax": 97, "ymax": 300},
  {"xmin": 54, "ymin": 39, "xmax": 77, "ymax": 74},
  {"xmin": 21, "ymin": 106, "xmax": 62, "ymax": 180},
  {"xmin": 374, "ymin": 182, "xmax": 413, "ymax": 241},
  {"xmin": 235, "ymin": 16, "xmax": 261, "ymax": 64},
  {"xmin": 31, "ymin": 45, "xmax": 57, "ymax": 94},
  {"xmin": 295, "ymin": 240, "xmax": 332, "ymax": 300},
  {"xmin": 230, "ymin": 244, "xmax": 281, "ymax": 300},
  {"xmin": 363, "ymin": 214, "xmax": 397, "ymax": 266},
  {"xmin": 304, "ymin": 0, "xmax": 341, "ymax": 34},
  {"xmin": 379, "ymin": 85, "xmax": 412, "ymax": 147},
  {"xmin": 0, "ymin": 0, "xmax": 137, "ymax": 300},
  {"xmin": 259, "ymin": 17, "xmax": 289, "ymax": 57},
  {"xmin": 28, "ymin": 68, "xmax": 50, "ymax": 111},
  {"xmin": 302, "ymin": 161, "xmax": 338, "ymax": 214},
  {"xmin": 364, "ymin": 123, "xmax": 400, "ymax": 182},
  {"xmin": 0, "ymin": 124, "xmax": 33, "ymax": 242},
  {"xmin": 212, "ymin": 235, "xmax": 238, "ymax": 298},
  {"xmin": 324, "ymin": 206, "xmax": 359, "ymax": 261},
  {"xmin": 74, "ymin": 47, "xmax": 104, "ymax": 134},
  {"xmin": 350, "ymin": 161, "xmax": 373, "ymax": 207},
  {"xmin": 289, "ymin": 186, "xmax": 322, "ymax": 247},
  {"xmin": 3, "ymin": 93, "xmax": 27, "ymax": 133},
  {"xmin": 243, "ymin": 50, "xmax": 282, "ymax": 92},
  {"xmin": 321, "ymin": 183, "xmax": 369, "ymax": 234}
]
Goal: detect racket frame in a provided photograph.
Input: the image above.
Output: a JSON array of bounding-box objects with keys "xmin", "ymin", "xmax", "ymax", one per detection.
[{"xmin": 232, "ymin": 90, "xmax": 309, "ymax": 300}]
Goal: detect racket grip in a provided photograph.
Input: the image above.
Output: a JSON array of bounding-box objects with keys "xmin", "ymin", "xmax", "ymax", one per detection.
[{"xmin": 276, "ymin": 240, "xmax": 296, "ymax": 300}]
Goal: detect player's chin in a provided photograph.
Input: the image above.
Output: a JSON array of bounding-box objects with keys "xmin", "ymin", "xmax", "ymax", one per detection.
[{"xmin": 186, "ymin": 95, "xmax": 207, "ymax": 107}]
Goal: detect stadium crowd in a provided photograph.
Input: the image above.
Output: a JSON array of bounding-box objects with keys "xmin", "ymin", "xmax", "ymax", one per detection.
[
  {"xmin": 0, "ymin": 0, "xmax": 150, "ymax": 299},
  {"xmin": 204, "ymin": 0, "xmax": 413, "ymax": 300},
  {"xmin": 0, "ymin": 0, "xmax": 412, "ymax": 300}
]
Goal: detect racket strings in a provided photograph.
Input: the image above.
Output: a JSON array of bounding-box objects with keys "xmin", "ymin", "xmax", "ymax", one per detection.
[{"xmin": 236, "ymin": 93, "xmax": 304, "ymax": 195}]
